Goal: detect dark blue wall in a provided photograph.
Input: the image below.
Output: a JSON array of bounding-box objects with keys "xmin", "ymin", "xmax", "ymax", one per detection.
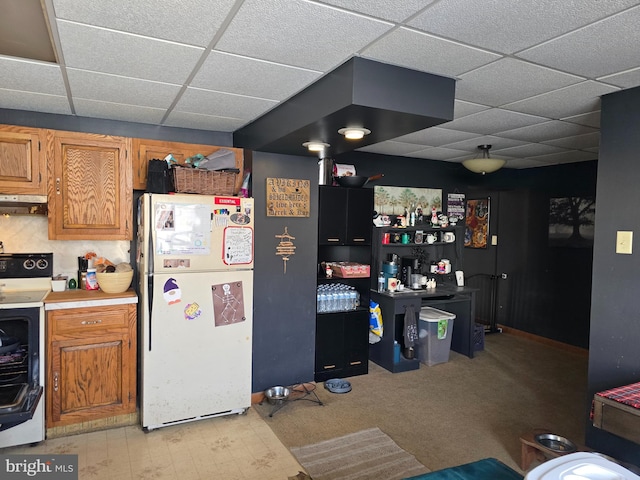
[
  {"xmin": 586, "ymin": 85, "xmax": 640, "ymax": 464},
  {"xmin": 251, "ymin": 152, "xmax": 318, "ymax": 392}
]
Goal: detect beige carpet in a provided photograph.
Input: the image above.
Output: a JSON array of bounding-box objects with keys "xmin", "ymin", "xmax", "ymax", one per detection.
[
  {"xmin": 256, "ymin": 332, "xmax": 588, "ymax": 474},
  {"xmin": 290, "ymin": 427, "xmax": 430, "ymax": 480}
]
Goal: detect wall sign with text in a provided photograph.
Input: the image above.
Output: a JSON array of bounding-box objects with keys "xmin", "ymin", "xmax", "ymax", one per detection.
[{"xmin": 266, "ymin": 178, "xmax": 310, "ymax": 217}]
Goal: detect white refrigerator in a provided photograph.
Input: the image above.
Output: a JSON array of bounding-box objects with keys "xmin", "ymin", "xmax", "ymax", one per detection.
[{"xmin": 137, "ymin": 193, "xmax": 254, "ymax": 430}]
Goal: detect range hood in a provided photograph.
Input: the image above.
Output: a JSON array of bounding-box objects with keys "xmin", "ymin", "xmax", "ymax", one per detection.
[{"xmin": 0, "ymin": 194, "xmax": 48, "ymax": 215}]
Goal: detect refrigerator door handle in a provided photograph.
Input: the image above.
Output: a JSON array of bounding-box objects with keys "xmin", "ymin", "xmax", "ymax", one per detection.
[{"xmin": 148, "ymin": 275, "xmax": 153, "ymax": 351}]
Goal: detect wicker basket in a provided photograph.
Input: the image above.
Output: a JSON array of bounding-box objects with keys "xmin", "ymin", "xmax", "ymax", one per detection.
[
  {"xmin": 173, "ymin": 166, "xmax": 237, "ymax": 195},
  {"xmin": 96, "ymin": 270, "xmax": 133, "ymax": 294}
]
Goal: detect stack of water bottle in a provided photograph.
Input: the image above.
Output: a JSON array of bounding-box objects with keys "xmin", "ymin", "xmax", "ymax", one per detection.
[{"xmin": 317, "ymin": 284, "xmax": 361, "ymax": 313}]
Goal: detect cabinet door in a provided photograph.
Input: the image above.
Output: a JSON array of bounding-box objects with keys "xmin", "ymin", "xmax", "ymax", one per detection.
[
  {"xmin": 315, "ymin": 314, "xmax": 345, "ymax": 377},
  {"xmin": 346, "ymin": 188, "xmax": 373, "ymax": 244},
  {"xmin": 47, "ymin": 333, "xmax": 133, "ymax": 427},
  {"xmin": 132, "ymin": 138, "xmax": 244, "ymax": 192},
  {"xmin": 318, "ymin": 186, "xmax": 347, "ymax": 244},
  {"xmin": 0, "ymin": 124, "xmax": 47, "ymax": 195},
  {"xmin": 47, "ymin": 130, "xmax": 132, "ymax": 240},
  {"xmin": 344, "ymin": 311, "xmax": 369, "ymax": 374}
]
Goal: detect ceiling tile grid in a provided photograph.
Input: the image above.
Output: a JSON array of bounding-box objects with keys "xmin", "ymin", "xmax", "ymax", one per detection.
[{"xmin": 2, "ymin": 0, "xmax": 640, "ymax": 168}]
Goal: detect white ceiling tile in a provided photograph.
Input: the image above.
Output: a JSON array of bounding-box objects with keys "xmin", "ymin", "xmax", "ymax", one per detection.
[
  {"xmin": 318, "ymin": 0, "xmax": 433, "ymax": 23},
  {"xmin": 67, "ymin": 69, "xmax": 181, "ymax": 108},
  {"xmin": 74, "ymin": 98, "xmax": 166, "ymax": 124},
  {"xmin": 51, "ymin": 0, "xmax": 238, "ymax": 47},
  {"xmin": 496, "ymin": 120, "xmax": 598, "ymax": 142},
  {"xmin": 357, "ymin": 140, "xmax": 425, "ymax": 156},
  {"xmin": 453, "ymin": 100, "xmax": 490, "ymax": 119},
  {"xmin": 191, "ymin": 51, "xmax": 321, "ymax": 100},
  {"xmin": 560, "ymin": 111, "xmax": 601, "ymax": 128},
  {"xmin": 57, "ymin": 20, "xmax": 204, "ymax": 84},
  {"xmin": 362, "ymin": 27, "xmax": 500, "ymax": 78},
  {"xmin": 543, "ymin": 132, "xmax": 600, "ymax": 150},
  {"xmin": 443, "ymin": 108, "xmax": 548, "ymax": 135},
  {"xmin": 409, "ymin": 146, "xmax": 474, "ymax": 160},
  {"xmin": 407, "ymin": 0, "xmax": 639, "ymax": 54},
  {"xmin": 527, "ymin": 150, "xmax": 598, "ymax": 165},
  {"xmin": 0, "ymin": 89, "xmax": 72, "ymax": 115},
  {"xmin": 443, "ymin": 136, "xmax": 526, "ymax": 151},
  {"xmin": 0, "ymin": 57, "xmax": 66, "ymax": 95},
  {"xmin": 164, "ymin": 110, "xmax": 246, "ymax": 132},
  {"xmin": 518, "ymin": 5, "xmax": 640, "ymax": 78},
  {"xmin": 175, "ymin": 87, "xmax": 277, "ymax": 119},
  {"xmin": 599, "ymin": 67, "xmax": 640, "ymax": 90},
  {"xmin": 456, "ymin": 58, "xmax": 584, "ymax": 106},
  {"xmin": 216, "ymin": 0, "xmax": 393, "ymax": 71},
  {"xmin": 503, "ymin": 81, "xmax": 619, "ymax": 119},
  {"xmin": 492, "ymin": 143, "xmax": 567, "ymax": 158},
  {"xmin": 392, "ymin": 127, "xmax": 477, "ymax": 146}
]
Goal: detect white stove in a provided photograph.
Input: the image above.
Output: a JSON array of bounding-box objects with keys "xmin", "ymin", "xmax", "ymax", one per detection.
[{"xmin": 0, "ymin": 253, "xmax": 52, "ymax": 448}]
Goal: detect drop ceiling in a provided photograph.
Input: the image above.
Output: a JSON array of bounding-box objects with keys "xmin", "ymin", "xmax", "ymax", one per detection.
[{"xmin": 2, "ymin": 0, "xmax": 639, "ymax": 169}]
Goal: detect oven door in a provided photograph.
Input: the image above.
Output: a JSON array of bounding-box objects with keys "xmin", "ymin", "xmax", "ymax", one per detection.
[{"xmin": 0, "ymin": 383, "xmax": 42, "ymax": 431}]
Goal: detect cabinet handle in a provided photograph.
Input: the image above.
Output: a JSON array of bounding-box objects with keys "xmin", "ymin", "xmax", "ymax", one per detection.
[
  {"xmin": 352, "ymin": 238, "xmax": 365, "ymax": 242},
  {"xmin": 350, "ymin": 361, "xmax": 362, "ymax": 366},
  {"xmin": 327, "ymin": 238, "xmax": 340, "ymax": 242},
  {"xmin": 56, "ymin": 178, "xmax": 61, "ymax": 195},
  {"xmin": 323, "ymin": 364, "xmax": 336, "ymax": 369},
  {"xmin": 81, "ymin": 320, "xmax": 103, "ymax": 325},
  {"xmin": 53, "ymin": 372, "xmax": 59, "ymax": 392}
]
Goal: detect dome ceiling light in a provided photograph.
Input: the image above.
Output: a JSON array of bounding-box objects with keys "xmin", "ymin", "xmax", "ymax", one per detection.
[{"xmin": 462, "ymin": 144, "xmax": 506, "ymax": 175}]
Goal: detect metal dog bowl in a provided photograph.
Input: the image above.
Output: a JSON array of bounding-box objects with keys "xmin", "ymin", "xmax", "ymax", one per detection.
[
  {"xmin": 534, "ymin": 433, "xmax": 577, "ymax": 453},
  {"xmin": 264, "ymin": 386, "xmax": 291, "ymax": 405}
]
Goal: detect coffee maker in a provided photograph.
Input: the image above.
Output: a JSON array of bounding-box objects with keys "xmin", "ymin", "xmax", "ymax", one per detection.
[
  {"xmin": 381, "ymin": 254, "xmax": 399, "ymax": 287},
  {"xmin": 400, "ymin": 256, "xmax": 420, "ymax": 286}
]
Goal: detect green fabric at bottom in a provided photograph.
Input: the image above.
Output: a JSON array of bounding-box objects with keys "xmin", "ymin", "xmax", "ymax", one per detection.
[{"xmin": 404, "ymin": 458, "xmax": 523, "ymax": 480}]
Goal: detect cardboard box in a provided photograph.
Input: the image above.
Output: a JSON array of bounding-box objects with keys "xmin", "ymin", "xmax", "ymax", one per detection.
[{"xmin": 328, "ymin": 262, "xmax": 370, "ymax": 278}]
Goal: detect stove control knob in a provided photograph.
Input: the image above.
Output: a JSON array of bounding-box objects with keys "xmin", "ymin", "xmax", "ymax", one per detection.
[
  {"xmin": 36, "ymin": 258, "xmax": 48, "ymax": 270},
  {"xmin": 24, "ymin": 259, "xmax": 35, "ymax": 270}
]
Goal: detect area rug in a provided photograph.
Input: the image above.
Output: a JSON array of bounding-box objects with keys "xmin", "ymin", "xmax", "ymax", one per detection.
[{"xmin": 290, "ymin": 427, "xmax": 430, "ymax": 480}]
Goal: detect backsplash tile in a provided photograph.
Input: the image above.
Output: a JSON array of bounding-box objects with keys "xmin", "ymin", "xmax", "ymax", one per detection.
[{"xmin": 0, "ymin": 215, "xmax": 130, "ymax": 280}]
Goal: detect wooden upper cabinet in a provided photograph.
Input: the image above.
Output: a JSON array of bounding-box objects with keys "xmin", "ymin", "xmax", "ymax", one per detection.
[
  {"xmin": 47, "ymin": 130, "xmax": 132, "ymax": 240},
  {"xmin": 133, "ymin": 138, "xmax": 244, "ymax": 194},
  {"xmin": 0, "ymin": 124, "xmax": 47, "ymax": 195}
]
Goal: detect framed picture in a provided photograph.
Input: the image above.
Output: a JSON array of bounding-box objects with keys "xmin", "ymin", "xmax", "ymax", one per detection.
[
  {"xmin": 465, "ymin": 198, "xmax": 489, "ymax": 249},
  {"xmin": 373, "ymin": 186, "xmax": 442, "ymax": 223},
  {"xmin": 549, "ymin": 196, "xmax": 595, "ymax": 247}
]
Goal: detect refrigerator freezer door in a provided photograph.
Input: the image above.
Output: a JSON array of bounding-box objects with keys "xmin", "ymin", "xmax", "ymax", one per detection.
[
  {"xmin": 147, "ymin": 193, "xmax": 254, "ymax": 273},
  {"xmin": 141, "ymin": 269, "xmax": 253, "ymax": 429}
]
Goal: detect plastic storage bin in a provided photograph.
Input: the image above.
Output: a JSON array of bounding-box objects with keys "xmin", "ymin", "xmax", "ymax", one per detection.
[{"xmin": 418, "ymin": 307, "xmax": 456, "ymax": 366}]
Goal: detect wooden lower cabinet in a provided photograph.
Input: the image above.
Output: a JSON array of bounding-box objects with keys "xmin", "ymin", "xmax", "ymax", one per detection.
[{"xmin": 46, "ymin": 303, "xmax": 136, "ymax": 428}]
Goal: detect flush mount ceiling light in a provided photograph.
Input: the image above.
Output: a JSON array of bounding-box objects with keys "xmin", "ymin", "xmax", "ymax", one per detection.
[
  {"xmin": 303, "ymin": 141, "xmax": 330, "ymax": 152},
  {"xmin": 338, "ymin": 127, "xmax": 371, "ymax": 140},
  {"xmin": 462, "ymin": 144, "xmax": 506, "ymax": 175}
]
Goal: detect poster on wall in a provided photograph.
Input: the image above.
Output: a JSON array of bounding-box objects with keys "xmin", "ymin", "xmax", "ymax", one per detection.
[
  {"xmin": 549, "ymin": 196, "xmax": 595, "ymax": 247},
  {"xmin": 266, "ymin": 178, "xmax": 310, "ymax": 217},
  {"xmin": 447, "ymin": 193, "xmax": 465, "ymax": 224},
  {"xmin": 465, "ymin": 198, "xmax": 489, "ymax": 249}
]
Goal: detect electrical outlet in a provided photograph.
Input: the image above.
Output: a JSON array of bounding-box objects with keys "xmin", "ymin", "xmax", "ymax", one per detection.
[
  {"xmin": 491, "ymin": 235, "xmax": 498, "ymax": 246},
  {"xmin": 616, "ymin": 231, "xmax": 633, "ymax": 254}
]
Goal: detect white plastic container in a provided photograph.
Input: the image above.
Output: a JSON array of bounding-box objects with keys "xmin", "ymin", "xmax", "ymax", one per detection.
[
  {"xmin": 417, "ymin": 307, "xmax": 456, "ymax": 366},
  {"xmin": 525, "ymin": 452, "xmax": 640, "ymax": 480}
]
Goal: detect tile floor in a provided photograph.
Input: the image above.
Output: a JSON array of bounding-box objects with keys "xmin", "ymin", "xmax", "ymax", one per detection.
[{"xmin": 3, "ymin": 409, "xmax": 305, "ymax": 479}]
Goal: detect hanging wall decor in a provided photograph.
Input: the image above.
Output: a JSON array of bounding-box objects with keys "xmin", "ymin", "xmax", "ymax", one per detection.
[
  {"xmin": 266, "ymin": 178, "xmax": 310, "ymax": 217},
  {"xmin": 275, "ymin": 227, "xmax": 296, "ymax": 273},
  {"xmin": 465, "ymin": 198, "xmax": 489, "ymax": 249},
  {"xmin": 373, "ymin": 186, "xmax": 442, "ymax": 224},
  {"xmin": 548, "ymin": 196, "xmax": 595, "ymax": 247}
]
